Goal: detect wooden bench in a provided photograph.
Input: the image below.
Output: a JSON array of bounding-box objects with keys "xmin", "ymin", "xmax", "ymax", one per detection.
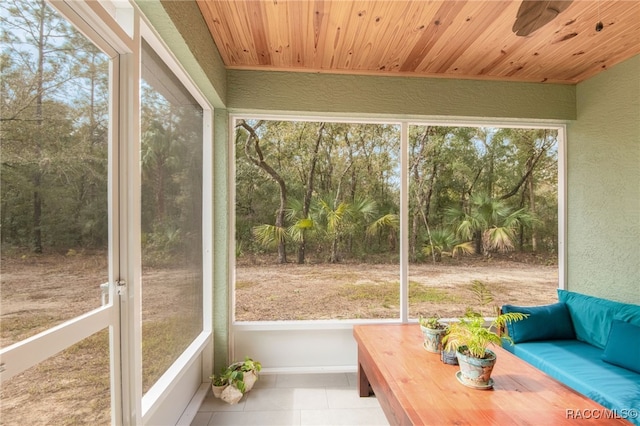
[{"xmin": 354, "ymin": 323, "xmax": 631, "ymax": 425}]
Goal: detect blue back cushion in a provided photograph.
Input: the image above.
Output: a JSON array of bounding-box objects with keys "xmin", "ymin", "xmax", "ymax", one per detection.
[
  {"xmin": 502, "ymin": 302, "xmax": 575, "ymax": 343},
  {"xmin": 558, "ymin": 289, "xmax": 640, "ymax": 349},
  {"xmin": 602, "ymin": 319, "xmax": 640, "ymax": 374}
]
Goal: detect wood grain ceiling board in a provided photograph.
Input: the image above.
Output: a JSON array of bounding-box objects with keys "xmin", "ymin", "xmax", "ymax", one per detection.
[{"xmin": 196, "ymin": 0, "xmax": 640, "ymax": 84}]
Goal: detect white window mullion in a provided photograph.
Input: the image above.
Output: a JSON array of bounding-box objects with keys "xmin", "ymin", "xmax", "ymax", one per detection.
[
  {"xmin": 202, "ymin": 109, "xmax": 214, "ymax": 382},
  {"xmin": 558, "ymin": 125, "xmax": 567, "ymax": 290},
  {"xmin": 118, "ymin": 16, "xmax": 143, "ymax": 424},
  {"xmin": 400, "ymin": 122, "xmax": 409, "ymax": 323},
  {"xmin": 108, "ymin": 52, "xmax": 123, "ymax": 426}
]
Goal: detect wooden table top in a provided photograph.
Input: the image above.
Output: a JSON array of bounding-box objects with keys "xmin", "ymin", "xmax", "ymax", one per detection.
[{"xmin": 354, "ymin": 323, "xmax": 631, "ymax": 425}]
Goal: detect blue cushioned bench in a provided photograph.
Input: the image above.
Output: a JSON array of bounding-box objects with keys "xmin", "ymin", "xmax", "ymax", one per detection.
[{"xmin": 502, "ymin": 290, "xmax": 640, "ymax": 425}]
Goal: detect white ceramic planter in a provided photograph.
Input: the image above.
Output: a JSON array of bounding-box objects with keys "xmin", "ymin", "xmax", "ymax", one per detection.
[
  {"xmin": 220, "ymin": 385, "xmax": 244, "ymax": 405},
  {"xmin": 244, "ymin": 371, "xmax": 258, "ymax": 392},
  {"xmin": 211, "ymin": 384, "xmax": 227, "ymax": 398}
]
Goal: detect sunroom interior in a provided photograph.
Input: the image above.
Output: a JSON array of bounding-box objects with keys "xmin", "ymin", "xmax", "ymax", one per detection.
[{"xmin": 1, "ymin": 0, "xmax": 638, "ymax": 425}]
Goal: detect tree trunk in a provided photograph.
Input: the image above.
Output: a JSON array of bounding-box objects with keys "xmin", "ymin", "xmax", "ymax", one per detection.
[
  {"xmin": 474, "ymin": 230, "xmax": 483, "ymax": 255},
  {"xmin": 239, "ymin": 120, "xmax": 288, "ymax": 263},
  {"xmin": 408, "ymin": 126, "xmax": 432, "ymax": 262},
  {"xmin": 276, "ymin": 185, "xmax": 287, "ymax": 264},
  {"xmin": 410, "ymin": 212, "xmax": 420, "ymax": 262},
  {"xmin": 296, "ymin": 241, "xmax": 306, "ymax": 264},
  {"xmin": 330, "ymin": 238, "xmax": 340, "ymax": 263},
  {"xmin": 298, "ymin": 123, "xmax": 325, "ymax": 264},
  {"xmin": 33, "ymin": 1, "xmax": 46, "ymax": 253},
  {"xmin": 528, "ymin": 169, "xmax": 537, "ymax": 252}
]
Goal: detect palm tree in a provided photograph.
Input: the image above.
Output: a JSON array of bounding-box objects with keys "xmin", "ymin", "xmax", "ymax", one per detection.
[
  {"xmin": 422, "ymin": 228, "xmax": 474, "ymax": 262},
  {"xmin": 317, "ymin": 195, "xmax": 378, "ymax": 263},
  {"xmin": 367, "ymin": 213, "xmax": 399, "ymax": 252},
  {"xmin": 252, "ymin": 223, "xmax": 288, "ymax": 252},
  {"xmin": 141, "ymin": 119, "xmax": 177, "ymax": 221},
  {"xmin": 446, "ymin": 193, "xmax": 536, "ymax": 255},
  {"xmin": 285, "ymin": 198, "xmax": 318, "ymax": 264}
]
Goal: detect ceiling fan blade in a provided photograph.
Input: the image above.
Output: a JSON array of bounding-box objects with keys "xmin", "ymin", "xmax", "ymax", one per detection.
[{"xmin": 512, "ymin": 0, "xmax": 573, "ymax": 36}]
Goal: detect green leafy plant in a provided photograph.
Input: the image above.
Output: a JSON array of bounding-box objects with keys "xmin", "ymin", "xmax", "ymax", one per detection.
[
  {"xmin": 419, "ymin": 315, "xmax": 446, "ymax": 330},
  {"xmin": 210, "ymin": 373, "xmax": 227, "ymax": 387},
  {"xmin": 442, "ymin": 311, "xmax": 528, "ymax": 359},
  {"xmin": 238, "ymin": 356, "xmax": 262, "ymax": 373},
  {"xmin": 211, "ymin": 356, "xmax": 262, "ymax": 394},
  {"xmin": 422, "ymin": 228, "xmax": 473, "ymax": 262},
  {"xmin": 210, "ymin": 366, "xmax": 246, "ymax": 392},
  {"xmin": 467, "ymin": 280, "xmax": 500, "ymax": 317}
]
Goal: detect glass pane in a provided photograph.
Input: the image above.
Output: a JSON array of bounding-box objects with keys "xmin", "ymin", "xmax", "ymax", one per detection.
[
  {"xmin": 234, "ymin": 121, "xmax": 400, "ymax": 320},
  {"xmin": 0, "ymin": 0, "xmax": 110, "ymax": 346},
  {"xmin": 140, "ymin": 40, "xmax": 204, "ymax": 393},
  {"xmin": 407, "ymin": 125, "xmax": 559, "ymax": 320},
  {"xmin": 0, "ymin": 328, "xmax": 111, "ymax": 424}
]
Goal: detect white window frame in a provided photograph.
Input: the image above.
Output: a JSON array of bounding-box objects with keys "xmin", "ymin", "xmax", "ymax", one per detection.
[
  {"xmin": 0, "ymin": 0, "xmax": 131, "ymax": 423},
  {"xmin": 229, "ymin": 114, "xmax": 566, "ymax": 369},
  {"xmin": 137, "ymin": 15, "xmax": 214, "ymax": 424}
]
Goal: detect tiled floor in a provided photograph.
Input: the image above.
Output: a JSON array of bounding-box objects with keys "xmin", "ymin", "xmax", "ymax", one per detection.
[{"xmin": 190, "ymin": 373, "xmax": 389, "ymax": 426}]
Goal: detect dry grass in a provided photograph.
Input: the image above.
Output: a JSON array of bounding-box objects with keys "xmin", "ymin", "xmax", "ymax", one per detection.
[
  {"xmin": 1, "ymin": 252, "xmax": 201, "ymax": 424},
  {"xmin": 235, "ymin": 254, "xmax": 558, "ymax": 320},
  {"xmin": 1, "ymin": 251, "xmax": 558, "ymax": 423}
]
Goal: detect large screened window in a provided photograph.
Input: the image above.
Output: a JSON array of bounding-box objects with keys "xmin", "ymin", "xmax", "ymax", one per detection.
[
  {"xmin": 234, "ymin": 119, "xmax": 560, "ymax": 321},
  {"xmin": 140, "ymin": 39, "xmax": 204, "ymax": 394},
  {"xmin": 407, "ymin": 125, "xmax": 559, "ymax": 319},
  {"xmin": 1, "ymin": 0, "xmax": 112, "ymax": 423},
  {"xmin": 1, "ymin": 0, "xmax": 110, "ymax": 342},
  {"xmin": 234, "ymin": 120, "xmax": 401, "ymax": 320},
  {"xmin": 2, "ymin": 1, "xmax": 212, "ymax": 424}
]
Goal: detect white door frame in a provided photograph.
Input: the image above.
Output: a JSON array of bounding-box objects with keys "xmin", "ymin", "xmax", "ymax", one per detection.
[
  {"xmin": 1, "ymin": 1, "xmax": 214, "ymax": 425},
  {"xmin": 0, "ymin": 0, "xmax": 131, "ymax": 423}
]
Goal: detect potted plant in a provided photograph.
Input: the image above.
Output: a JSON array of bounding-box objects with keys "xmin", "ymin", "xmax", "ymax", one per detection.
[
  {"xmin": 440, "ymin": 330, "xmax": 459, "ymax": 366},
  {"xmin": 231, "ymin": 356, "xmax": 262, "ymax": 392},
  {"xmin": 442, "ymin": 311, "xmax": 527, "ymax": 389},
  {"xmin": 209, "ymin": 372, "xmax": 229, "ymax": 398},
  {"xmin": 419, "ymin": 315, "xmax": 447, "ymax": 353},
  {"xmin": 210, "ymin": 356, "xmax": 262, "ymax": 404},
  {"xmin": 219, "ymin": 367, "xmax": 246, "ymax": 405},
  {"xmin": 210, "ymin": 366, "xmax": 246, "ymax": 405}
]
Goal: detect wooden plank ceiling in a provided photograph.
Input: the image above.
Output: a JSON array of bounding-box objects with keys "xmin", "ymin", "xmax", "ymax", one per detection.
[{"xmin": 196, "ymin": 0, "xmax": 640, "ymax": 84}]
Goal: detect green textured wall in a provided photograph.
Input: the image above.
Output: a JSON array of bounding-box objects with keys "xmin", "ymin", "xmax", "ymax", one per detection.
[
  {"xmin": 136, "ymin": 0, "xmax": 226, "ymax": 107},
  {"xmin": 566, "ymin": 55, "xmax": 640, "ymax": 304},
  {"xmin": 228, "ymin": 70, "xmax": 575, "ymax": 120},
  {"xmin": 212, "ymin": 109, "xmax": 230, "ymax": 369}
]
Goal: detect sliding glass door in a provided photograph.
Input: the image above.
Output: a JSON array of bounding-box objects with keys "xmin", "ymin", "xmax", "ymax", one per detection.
[{"xmin": 1, "ymin": 0, "xmax": 115, "ymax": 423}]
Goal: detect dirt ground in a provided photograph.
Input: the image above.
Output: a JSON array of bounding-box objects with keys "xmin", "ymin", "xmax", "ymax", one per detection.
[
  {"xmin": 235, "ymin": 253, "xmax": 559, "ymax": 320},
  {"xmin": 0, "ymin": 251, "xmax": 199, "ymax": 425},
  {"xmin": 1, "ymin": 251, "xmax": 558, "ymax": 424}
]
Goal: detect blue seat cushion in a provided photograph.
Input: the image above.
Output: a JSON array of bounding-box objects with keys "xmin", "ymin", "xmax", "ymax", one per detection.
[
  {"xmin": 557, "ymin": 290, "xmax": 640, "ymax": 349},
  {"xmin": 602, "ymin": 319, "xmax": 640, "ymax": 374},
  {"xmin": 502, "ymin": 302, "xmax": 575, "ymax": 343},
  {"xmin": 503, "ymin": 339, "xmax": 640, "ymax": 424}
]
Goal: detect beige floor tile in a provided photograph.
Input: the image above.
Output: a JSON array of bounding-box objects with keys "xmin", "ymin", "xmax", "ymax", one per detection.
[
  {"xmin": 191, "ymin": 374, "xmax": 386, "ymax": 426},
  {"xmin": 209, "ymin": 410, "xmax": 302, "ymax": 426},
  {"xmin": 300, "ymin": 407, "xmax": 389, "ymax": 426},
  {"xmin": 244, "ymin": 388, "xmax": 329, "ymax": 411},
  {"xmin": 276, "ymin": 373, "xmax": 350, "ymax": 388}
]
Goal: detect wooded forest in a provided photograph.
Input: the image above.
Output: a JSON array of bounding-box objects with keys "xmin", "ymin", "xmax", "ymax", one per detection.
[
  {"xmin": 1, "ymin": 0, "xmax": 203, "ymax": 267},
  {"xmin": 235, "ymin": 121, "xmax": 558, "ymax": 265},
  {"xmin": 1, "ymin": 0, "xmax": 110, "ymax": 253},
  {"xmin": 0, "ymin": 0, "xmax": 558, "ymax": 266},
  {"xmin": 1, "ymin": 0, "xmax": 204, "ymax": 399}
]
